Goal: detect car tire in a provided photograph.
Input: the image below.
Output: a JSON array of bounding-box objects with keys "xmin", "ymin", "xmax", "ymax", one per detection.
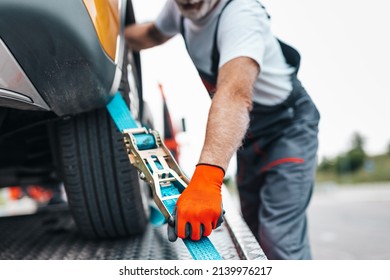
[{"xmin": 57, "ymin": 105, "xmax": 149, "ymax": 239}]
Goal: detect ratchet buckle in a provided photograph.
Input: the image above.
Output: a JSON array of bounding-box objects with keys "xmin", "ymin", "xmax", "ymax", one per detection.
[{"xmin": 122, "ymin": 127, "xmax": 189, "ymax": 224}]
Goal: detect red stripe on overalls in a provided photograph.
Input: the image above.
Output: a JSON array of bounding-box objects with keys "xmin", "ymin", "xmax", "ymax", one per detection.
[
  {"xmin": 260, "ymin": 157, "xmax": 304, "ymax": 173},
  {"xmin": 202, "ymin": 78, "xmax": 217, "ymax": 96}
]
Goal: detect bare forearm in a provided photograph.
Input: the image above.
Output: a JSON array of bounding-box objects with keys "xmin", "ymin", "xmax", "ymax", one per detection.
[
  {"xmin": 124, "ymin": 22, "xmax": 170, "ymax": 51},
  {"xmin": 199, "ymin": 90, "xmax": 251, "ymax": 170},
  {"xmin": 199, "ymin": 57, "xmax": 259, "ymax": 170}
]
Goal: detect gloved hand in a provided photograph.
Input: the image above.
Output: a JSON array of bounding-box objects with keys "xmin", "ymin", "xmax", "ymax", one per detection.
[{"xmin": 168, "ymin": 164, "xmax": 225, "ymax": 242}]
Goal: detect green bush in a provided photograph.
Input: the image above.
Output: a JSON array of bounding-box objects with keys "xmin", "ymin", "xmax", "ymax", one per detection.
[{"xmin": 336, "ymin": 147, "xmax": 366, "ymax": 175}]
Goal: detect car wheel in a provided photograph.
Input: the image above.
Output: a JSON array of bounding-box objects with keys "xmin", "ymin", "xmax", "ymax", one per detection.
[{"xmin": 57, "ymin": 106, "xmax": 149, "ymax": 239}]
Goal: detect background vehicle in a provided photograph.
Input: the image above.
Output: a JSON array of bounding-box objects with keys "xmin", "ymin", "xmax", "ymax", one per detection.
[{"xmin": 0, "ymin": 0, "xmax": 150, "ymax": 239}]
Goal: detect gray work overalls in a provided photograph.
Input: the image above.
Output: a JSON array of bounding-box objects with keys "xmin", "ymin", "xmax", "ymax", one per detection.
[{"xmin": 181, "ymin": 0, "xmax": 320, "ymax": 260}]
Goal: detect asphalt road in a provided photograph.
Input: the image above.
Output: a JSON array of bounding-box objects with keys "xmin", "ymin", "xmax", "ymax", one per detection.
[{"xmin": 308, "ymin": 182, "xmax": 390, "ymax": 260}]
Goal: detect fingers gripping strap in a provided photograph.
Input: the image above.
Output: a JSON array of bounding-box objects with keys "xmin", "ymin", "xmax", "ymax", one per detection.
[
  {"xmin": 106, "ymin": 92, "xmax": 223, "ymax": 260},
  {"xmin": 162, "ymin": 185, "xmax": 223, "ymax": 260},
  {"xmin": 164, "ymin": 200, "xmax": 223, "ymax": 260}
]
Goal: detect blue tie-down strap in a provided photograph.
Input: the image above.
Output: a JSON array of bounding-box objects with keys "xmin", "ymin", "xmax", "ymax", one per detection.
[
  {"xmin": 106, "ymin": 92, "xmax": 223, "ymax": 260},
  {"xmin": 106, "ymin": 93, "xmax": 138, "ymax": 130}
]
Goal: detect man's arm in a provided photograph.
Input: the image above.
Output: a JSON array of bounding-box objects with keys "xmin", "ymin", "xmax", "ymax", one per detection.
[
  {"xmin": 170, "ymin": 56, "xmax": 259, "ymax": 241},
  {"xmin": 124, "ymin": 22, "xmax": 172, "ymax": 51},
  {"xmin": 199, "ymin": 56, "xmax": 260, "ymax": 169}
]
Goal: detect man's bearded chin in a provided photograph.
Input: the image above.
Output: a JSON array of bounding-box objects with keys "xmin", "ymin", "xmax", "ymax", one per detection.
[{"xmin": 175, "ymin": 0, "xmax": 220, "ymax": 21}]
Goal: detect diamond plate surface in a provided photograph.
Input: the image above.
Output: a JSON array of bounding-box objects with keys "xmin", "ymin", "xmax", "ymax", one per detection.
[
  {"xmin": 0, "ymin": 187, "xmax": 266, "ymax": 260},
  {"xmin": 0, "ymin": 207, "xmax": 264, "ymax": 260}
]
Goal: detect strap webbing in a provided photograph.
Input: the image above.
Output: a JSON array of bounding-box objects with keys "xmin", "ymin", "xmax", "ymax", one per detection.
[
  {"xmin": 106, "ymin": 92, "xmax": 223, "ymax": 260},
  {"xmin": 106, "ymin": 93, "xmax": 138, "ymax": 130}
]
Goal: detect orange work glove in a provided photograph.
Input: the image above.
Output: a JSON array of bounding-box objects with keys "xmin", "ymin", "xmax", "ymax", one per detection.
[{"xmin": 168, "ymin": 164, "xmax": 225, "ymax": 242}]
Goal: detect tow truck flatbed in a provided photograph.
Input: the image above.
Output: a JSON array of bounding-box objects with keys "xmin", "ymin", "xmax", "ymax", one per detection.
[{"xmin": 0, "ymin": 187, "xmax": 266, "ymax": 260}]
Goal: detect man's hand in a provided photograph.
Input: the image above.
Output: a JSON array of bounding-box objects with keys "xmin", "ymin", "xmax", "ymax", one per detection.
[{"xmin": 167, "ymin": 164, "xmax": 225, "ymax": 242}]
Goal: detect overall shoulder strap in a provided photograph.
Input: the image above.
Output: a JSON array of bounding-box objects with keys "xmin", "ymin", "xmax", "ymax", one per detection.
[
  {"xmin": 210, "ymin": 0, "xmax": 235, "ymax": 76},
  {"xmin": 214, "ymin": 1, "xmax": 301, "ymax": 73},
  {"xmin": 179, "ymin": 0, "xmax": 235, "ymax": 80},
  {"xmin": 179, "ymin": 16, "xmax": 187, "ymax": 48}
]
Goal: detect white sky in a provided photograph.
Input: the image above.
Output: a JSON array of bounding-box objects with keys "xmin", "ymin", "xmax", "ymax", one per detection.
[{"xmin": 131, "ymin": 0, "xmax": 390, "ymax": 175}]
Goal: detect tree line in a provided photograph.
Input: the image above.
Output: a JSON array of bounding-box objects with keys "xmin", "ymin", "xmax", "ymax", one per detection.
[{"xmin": 318, "ymin": 132, "xmax": 367, "ymax": 175}]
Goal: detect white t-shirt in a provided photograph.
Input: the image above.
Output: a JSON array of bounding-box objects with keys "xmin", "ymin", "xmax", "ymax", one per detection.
[{"xmin": 155, "ymin": 0, "xmax": 296, "ymax": 105}]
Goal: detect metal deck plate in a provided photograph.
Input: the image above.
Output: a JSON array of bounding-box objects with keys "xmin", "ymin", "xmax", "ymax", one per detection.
[{"xmin": 0, "ymin": 189, "xmax": 266, "ymax": 260}]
